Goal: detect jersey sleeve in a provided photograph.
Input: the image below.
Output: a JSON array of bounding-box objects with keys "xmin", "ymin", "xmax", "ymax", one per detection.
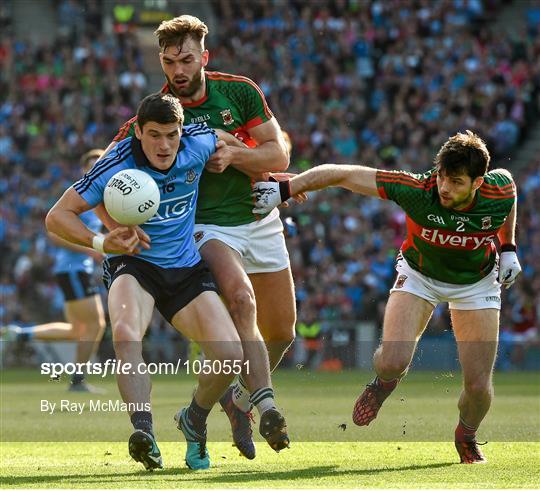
[
  {"xmin": 182, "ymin": 123, "xmax": 218, "ymax": 164},
  {"xmin": 233, "ymin": 78, "xmax": 274, "ymax": 129},
  {"xmin": 113, "ymin": 115, "xmax": 138, "ymax": 142},
  {"xmin": 480, "ymin": 169, "xmax": 517, "ymax": 201},
  {"xmin": 72, "ymin": 142, "xmax": 130, "ymax": 207},
  {"xmin": 375, "ymin": 170, "xmax": 430, "ymax": 200}
]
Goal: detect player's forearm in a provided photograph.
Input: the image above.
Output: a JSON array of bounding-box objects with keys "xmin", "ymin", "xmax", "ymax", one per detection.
[
  {"xmin": 289, "ymin": 164, "xmax": 379, "ymax": 197},
  {"xmin": 498, "ymin": 201, "xmax": 517, "ymax": 246},
  {"xmin": 46, "ymin": 208, "xmax": 99, "ymax": 249},
  {"xmin": 230, "ymin": 141, "xmax": 289, "ymax": 174},
  {"xmin": 47, "ymin": 231, "xmax": 97, "ymax": 255},
  {"xmin": 94, "ymin": 203, "xmax": 122, "ymax": 231}
]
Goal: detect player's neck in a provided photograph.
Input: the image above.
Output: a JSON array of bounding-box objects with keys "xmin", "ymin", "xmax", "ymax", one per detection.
[{"xmin": 452, "ymin": 190, "xmax": 477, "ymax": 211}]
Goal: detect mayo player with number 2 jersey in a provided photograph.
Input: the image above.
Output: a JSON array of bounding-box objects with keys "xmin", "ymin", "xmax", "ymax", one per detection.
[{"xmin": 252, "ymin": 130, "xmax": 522, "ymax": 464}]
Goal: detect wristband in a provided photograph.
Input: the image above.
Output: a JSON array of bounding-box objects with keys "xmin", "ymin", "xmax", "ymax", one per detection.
[
  {"xmin": 279, "ymin": 180, "xmax": 291, "ymax": 201},
  {"xmin": 501, "ymin": 244, "xmax": 517, "ymax": 252},
  {"xmin": 92, "ymin": 234, "xmax": 105, "ymax": 253}
]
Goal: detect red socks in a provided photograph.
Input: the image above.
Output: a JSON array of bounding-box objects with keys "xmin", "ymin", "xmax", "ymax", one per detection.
[{"xmin": 455, "ymin": 418, "xmax": 477, "ymax": 442}]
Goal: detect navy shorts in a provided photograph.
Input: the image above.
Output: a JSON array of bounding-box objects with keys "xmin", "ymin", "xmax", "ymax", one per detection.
[
  {"xmin": 55, "ymin": 271, "xmax": 99, "ymax": 301},
  {"xmin": 102, "ymin": 256, "xmax": 218, "ymax": 322}
]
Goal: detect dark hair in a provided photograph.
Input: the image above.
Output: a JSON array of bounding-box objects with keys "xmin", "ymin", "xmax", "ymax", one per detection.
[
  {"xmin": 434, "ymin": 130, "xmax": 490, "ymax": 180},
  {"xmin": 154, "ymin": 15, "xmax": 208, "ymax": 52},
  {"xmin": 80, "ymin": 148, "xmax": 104, "ymax": 170},
  {"xmin": 136, "ymin": 93, "xmax": 184, "ymax": 129}
]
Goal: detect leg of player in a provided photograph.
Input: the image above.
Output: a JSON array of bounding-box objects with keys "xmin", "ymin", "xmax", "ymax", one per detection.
[
  {"xmin": 353, "ymin": 291, "xmax": 434, "ymax": 426},
  {"xmin": 108, "ymin": 275, "xmax": 162, "ymax": 471},
  {"xmin": 249, "ymin": 267, "xmax": 296, "ymax": 370},
  {"xmin": 170, "ymin": 290, "xmax": 243, "ymax": 470},
  {"xmin": 65, "ymin": 294, "xmax": 107, "ymax": 392},
  {"xmin": 451, "ymin": 308, "xmax": 499, "ymax": 464},
  {"xmin": 200, "ymin": 240, "xmax": 289, "ymax": 456}
]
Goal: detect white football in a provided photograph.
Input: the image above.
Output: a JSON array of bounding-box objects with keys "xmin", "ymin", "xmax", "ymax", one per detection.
[{"xmin": 103, "ymin": 169, "xmax": 160, "ymax": 225}]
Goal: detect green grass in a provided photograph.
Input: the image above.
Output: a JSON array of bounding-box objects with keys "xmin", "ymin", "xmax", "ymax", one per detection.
[{"xmin": 1, "ymin": 369, "xmax": 539, "ymax": 488}]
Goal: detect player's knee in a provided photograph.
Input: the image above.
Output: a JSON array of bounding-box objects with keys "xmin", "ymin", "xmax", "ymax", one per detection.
[
  {"xmin": 464, "ymin": 380, "xmax": 493, "ymax": 400},
  {"xmin": 112, "ymin": 320, "xmax": 140, "ymax": 345},
  {"xmin": 228, "ymin": 287, "xmax": 256, "ymax": 320}
]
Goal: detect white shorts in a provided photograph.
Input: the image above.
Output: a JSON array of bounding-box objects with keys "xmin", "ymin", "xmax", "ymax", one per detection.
[
  {"xmin": 193, "ymin": 208, "xmax": 290, "ymax": 274},
  {"xmin": 390, "ymin": 258, "xmax": 502, "ymax": 311}
]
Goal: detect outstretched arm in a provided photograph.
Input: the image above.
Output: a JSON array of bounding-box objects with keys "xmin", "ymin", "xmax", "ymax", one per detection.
[
  {"xmin": 289, "ymin": 164, "xmax": 379, "ymax": 197},
  {"xmin": 253, "ymin": 164, "xmax": 380, "ymax": 214}
]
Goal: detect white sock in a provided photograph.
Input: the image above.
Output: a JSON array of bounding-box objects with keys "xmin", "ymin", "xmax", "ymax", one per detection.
[
  {"xmin": 249, "ymin": 387, "xmax": 276, "ymax": 416},
  {"xmin": 231, "ymin": 377, "xmax": 251, "ymax": 412}
]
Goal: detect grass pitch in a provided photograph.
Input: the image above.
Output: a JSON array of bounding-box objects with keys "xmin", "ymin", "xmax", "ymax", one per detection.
[{"xmin": 1, "ymin": 369, "xmax": 539, "ymax": 488}]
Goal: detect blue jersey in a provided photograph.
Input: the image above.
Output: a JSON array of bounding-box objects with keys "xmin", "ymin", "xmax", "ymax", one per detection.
[
  {"xmin": 53, "ymin": 210, "xmax": 102, "ymax": 274},
  {"xmin": 73, "ymin": 124, "xmax": 217, "ymax": 268}
]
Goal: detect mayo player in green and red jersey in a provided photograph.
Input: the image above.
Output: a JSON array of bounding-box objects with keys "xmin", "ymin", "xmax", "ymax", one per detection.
[
  {"xmin": 103, "ymin": 15, "xmax": 294, "ymax": 458},
  {"xmin": 252, "ymin": 131, "xmax": 522, "ymax": 464}
]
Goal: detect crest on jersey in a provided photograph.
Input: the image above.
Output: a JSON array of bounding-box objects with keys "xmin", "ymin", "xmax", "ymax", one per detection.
[
  {"xmin": 220, "ymin": 109, "xmax": 234, "ymax": 126},
  {"xmin": 395, "ymin": 274, "xmax": 408, "ymax": 289},
  {"xmin": 185, "ymin": 169, "xmax": 197, "ymax": 184},
  {"xmin": 481, "ymin": 216, "xmax": 492, "ymax": 230},
  {"xmin": 194, "ymin": 231, "xmax": 204, "ymax": 243}
]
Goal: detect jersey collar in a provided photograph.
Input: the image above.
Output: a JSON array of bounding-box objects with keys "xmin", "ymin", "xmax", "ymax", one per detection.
[{"xmin": 130, "ymin": 137, "xmax": 185, "ymax": 175}]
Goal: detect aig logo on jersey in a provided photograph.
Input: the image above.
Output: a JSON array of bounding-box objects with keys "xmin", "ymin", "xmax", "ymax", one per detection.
[
  {"xmin": 481, "ymin": 216, "xmax": 492, "ymax": 230},
  {"xmin": 147, "ymin": 191, "xmax": 196, "ymax": 223},
  {"xmin": 220, "ymin": 109, "xmax": 234, "ymax": 125}
]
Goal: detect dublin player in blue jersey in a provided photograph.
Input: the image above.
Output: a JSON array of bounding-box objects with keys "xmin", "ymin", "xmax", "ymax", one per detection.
[
  {"xmin": 5, "ymin": 150, "xmax": 107, "ymax": 392},
  {"xmin": 46, "ymin": 93, "xmax": 244, "ymax": 471}
]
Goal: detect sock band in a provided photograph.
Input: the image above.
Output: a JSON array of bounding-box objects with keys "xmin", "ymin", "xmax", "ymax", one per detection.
[{"xmin": 249, "ymin": 387, "xmax": 274, "ymax": 407}]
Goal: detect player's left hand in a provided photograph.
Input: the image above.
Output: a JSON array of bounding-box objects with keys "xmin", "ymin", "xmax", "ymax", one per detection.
[
  {"xmin": 498, "ymin": 251, "xmax": 522, "ymax": 288},
  {"xmin": 252, "ymin": 181, "xmax": 291, "ymax": 214},
  {"xmin": 206, "ymin": 140, "xmax": 234, "ymax": 173}
]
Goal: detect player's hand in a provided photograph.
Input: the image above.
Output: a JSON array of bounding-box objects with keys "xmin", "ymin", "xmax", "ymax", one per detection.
[
  {"xmin": 103, "ymin": 227, "xmax": 143, "ymax": 255},
  {"xmin": 252, "ymin": 181, "xmax": 291, "ymax": 215},
  {"xmin": 497, "ymin": 251, "xmax": 521, "ymax": 288},
  {"xmin": 134, "ymin": 225, "xmax": 151, "ymax": 250},
  {"xmin": 206, "ymin": 140, "xmax": 234, "ymax": 173},
  {"xmin": 269, "ymin": 173, "xmax": 308, "ymax": 206}
]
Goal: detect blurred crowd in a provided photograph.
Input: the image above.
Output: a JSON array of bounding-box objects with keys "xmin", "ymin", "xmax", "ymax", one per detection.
[{"xmin": 1, "ymin": 0, "xmax": 539, "ymax": 368}]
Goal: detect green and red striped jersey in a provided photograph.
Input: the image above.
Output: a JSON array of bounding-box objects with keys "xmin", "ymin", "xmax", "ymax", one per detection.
[
  {"xmin": 376, "ymin": 167, "xmax": 516, "ymax": 284},
  {"xmin": 114, "ymin": 71, "xmax": 273, "ymax": 226}
]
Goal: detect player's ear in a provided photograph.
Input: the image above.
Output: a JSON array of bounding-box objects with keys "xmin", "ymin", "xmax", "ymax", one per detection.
[
  {"xmin": 134, "ymin": 123, "xmax": 142, "ymax": 140},
  {"xmin": 472, "ymin": 176, "xmax": 484, "ymax": 191},
  {"xmin": 201, "ymin": 49, "xmax": 209, "ymax": 68}
]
